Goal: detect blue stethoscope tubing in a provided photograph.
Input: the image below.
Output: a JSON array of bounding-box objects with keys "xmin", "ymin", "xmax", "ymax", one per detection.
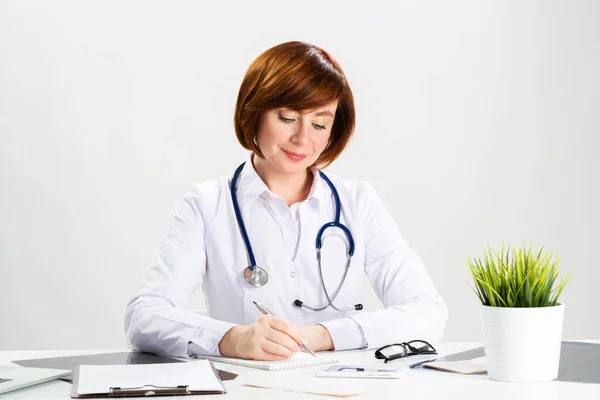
[{"xmin": 230, "ymin": 162, "xmax": 363, "ymax": 312}]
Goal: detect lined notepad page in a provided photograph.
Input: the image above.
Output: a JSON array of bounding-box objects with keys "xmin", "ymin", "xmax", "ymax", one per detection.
[
  {"xmin": 205, "ymin": 353, "xmax": 338, "ymax": 371},
  {"xmin": 77, "ymin": 362, "xmax": 223, "ymax": 395}
]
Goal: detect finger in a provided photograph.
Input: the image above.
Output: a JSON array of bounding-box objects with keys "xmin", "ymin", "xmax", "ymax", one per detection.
[
  {"xmin": 267, "ymin": 318, "xmax": 304, "ymax": 345},
  {"xmin": 264, "ymin": 327, "xmax": 300, "ymax": 353},
  {"xmin": 261, "ymin": 338, "xmax": 295, "ymax": 358},
  {"xmin": 237, "ymin": 333, "xmax": 288, "ymax": 361},
  {"xmin": 251, "ymin": 350, "xmax": 289, "ymax": 362}
]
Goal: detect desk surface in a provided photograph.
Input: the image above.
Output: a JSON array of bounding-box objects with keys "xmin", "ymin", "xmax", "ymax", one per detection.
[{"xmin": 1, "ymin": 343, "xmax": 599, "ymax": 399}]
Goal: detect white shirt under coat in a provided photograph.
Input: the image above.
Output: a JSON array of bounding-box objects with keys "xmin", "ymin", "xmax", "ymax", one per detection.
[{"xmin": 125, "ymin": 155, "xmax": 448, "ymax": 359}]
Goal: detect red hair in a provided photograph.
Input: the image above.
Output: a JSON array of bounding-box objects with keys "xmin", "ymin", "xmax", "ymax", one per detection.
[{"xmin": 234, "ymin": 41, "xmax": 355, "ymax": 167}]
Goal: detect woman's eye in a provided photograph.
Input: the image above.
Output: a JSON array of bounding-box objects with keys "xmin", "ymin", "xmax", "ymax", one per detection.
[
  {"xmin": 278, "ymin": 113, "xmax": 295, "ymax": 123},
  {"xmin": 312, "ymin": 123, "xmax": 327, "ymax": 130}
]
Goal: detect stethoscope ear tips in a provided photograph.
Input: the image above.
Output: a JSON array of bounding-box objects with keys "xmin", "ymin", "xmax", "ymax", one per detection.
[{"xmin": 295, "ymin": 299, "xmax": 363, "ymax": 311}]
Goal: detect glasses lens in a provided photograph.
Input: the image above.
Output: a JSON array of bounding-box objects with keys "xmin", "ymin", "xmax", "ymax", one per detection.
[
  {"xmin": 408, "ymin": 340, "xmax": 435, "ymax": 353},
  {"xmin": 378, "ymin": 344, "xmax": 408, "ymax": 359}
]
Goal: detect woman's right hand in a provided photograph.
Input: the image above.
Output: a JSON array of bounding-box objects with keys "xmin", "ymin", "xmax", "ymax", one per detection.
[{"xmin": 218, "ymin": 314, "xmax": 305, "ymax": 360}]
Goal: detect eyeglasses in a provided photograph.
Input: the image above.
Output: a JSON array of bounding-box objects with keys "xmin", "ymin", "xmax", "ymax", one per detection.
[{"xmin": 374, "ymin": 340, "xmax": 437, "ymax": 363}]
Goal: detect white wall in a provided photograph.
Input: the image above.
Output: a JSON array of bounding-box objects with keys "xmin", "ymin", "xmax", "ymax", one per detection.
[{"xmin": 1, "ymin": 0, "xmax": 598, "ymax": 350}]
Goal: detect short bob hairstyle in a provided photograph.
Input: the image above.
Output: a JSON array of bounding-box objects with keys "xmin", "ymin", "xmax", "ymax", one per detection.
[{"xmin": 234, "ymin": 41, "xmax": 355, "ymax": 168}]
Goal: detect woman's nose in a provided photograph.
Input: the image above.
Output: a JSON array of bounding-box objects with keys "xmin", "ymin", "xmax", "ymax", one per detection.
[{"xmin": 292, "ymin": 121, "xmax": 310, "ymax": 144}]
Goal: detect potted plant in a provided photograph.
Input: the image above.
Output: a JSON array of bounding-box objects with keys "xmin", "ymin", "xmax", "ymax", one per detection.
[{"xmin": 467, "ymin": 244, "xmax": 571, "ymax": 383}]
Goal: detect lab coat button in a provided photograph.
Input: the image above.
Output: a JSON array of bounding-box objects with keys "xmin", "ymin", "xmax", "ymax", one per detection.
[{"xmin": 290, "ymin": 271, "xmax": 297, "ymax": 278}]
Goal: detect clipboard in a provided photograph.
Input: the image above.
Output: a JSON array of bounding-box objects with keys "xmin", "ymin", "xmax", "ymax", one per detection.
[
  {"xmin": 12, "ymin": 351, "xmax": 237, "ymax": 383},
  {"xmin": 70, "ymin": 361, "xmax": 226, "ymax": 398}
]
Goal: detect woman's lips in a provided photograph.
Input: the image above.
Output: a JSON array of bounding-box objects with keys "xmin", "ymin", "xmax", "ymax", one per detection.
[{"xmin": 282, "ymin": 149, "xmax": 307, "ymax": 161}]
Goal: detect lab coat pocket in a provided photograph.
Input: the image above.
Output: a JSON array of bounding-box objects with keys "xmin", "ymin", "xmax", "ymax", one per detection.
[
  {"xmin": 240, "ymin": 265, "xmax": 299, "ymax": 325},
  {"xmin": 241, "ymin": 283, "xmax": 266, "ymax": 325}
]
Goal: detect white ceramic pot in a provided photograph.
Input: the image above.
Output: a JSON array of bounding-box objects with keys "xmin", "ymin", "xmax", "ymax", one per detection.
[{"xmin": 481, "ymin": 302, "xmax": 565, "ymax": 383}]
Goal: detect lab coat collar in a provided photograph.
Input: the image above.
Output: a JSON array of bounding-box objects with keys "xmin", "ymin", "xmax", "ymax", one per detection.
[{"xmin": 240, "ymin": 153, "xmax": 325, "ymax": 206}]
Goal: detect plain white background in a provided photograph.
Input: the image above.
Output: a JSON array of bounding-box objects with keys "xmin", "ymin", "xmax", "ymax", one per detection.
[{"xmin": 1, "ymin": 0, "xmax": 598, "ymax": 350}]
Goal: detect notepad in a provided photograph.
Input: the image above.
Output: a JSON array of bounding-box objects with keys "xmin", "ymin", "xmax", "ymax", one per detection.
[
  {"xmin": 205, "ymin": 352, "xmax": 338, "ymax": 371},
  {"xmin": 73, "ymin": 361, "xmax": 225, "ymax": 397}
]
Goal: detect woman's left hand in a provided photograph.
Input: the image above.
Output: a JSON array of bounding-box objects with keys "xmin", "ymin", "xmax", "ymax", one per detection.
[{"xmin": 298, "ymin": 324, "xmax": 334, "ymax": 352}]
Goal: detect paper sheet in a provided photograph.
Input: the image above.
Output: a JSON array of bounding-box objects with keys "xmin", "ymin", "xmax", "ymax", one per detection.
[
  {"xmin": 77, "ymin": 361, "xmax": 223, "ymax": 395},
  {"xmin": 242, "ymin": 375, "xmax": 392, "ymax": 397},
  {"xmin": 423, "ymin": 357, "xmax": 487, "ymax": 374}
]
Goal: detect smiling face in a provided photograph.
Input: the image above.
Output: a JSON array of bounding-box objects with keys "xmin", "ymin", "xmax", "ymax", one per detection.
[
  {"xmin": 254, "ymin": 101, "xmax": 338, "ymax": 175},
  {"xmin": 235, "ymin": 42, "xmax": 356, "ymax": 170}
]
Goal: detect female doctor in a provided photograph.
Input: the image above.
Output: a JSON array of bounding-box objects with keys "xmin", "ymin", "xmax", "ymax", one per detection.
[{"xmin": 125, "ymin": 41, "xmax": 448, "ymax": 361}]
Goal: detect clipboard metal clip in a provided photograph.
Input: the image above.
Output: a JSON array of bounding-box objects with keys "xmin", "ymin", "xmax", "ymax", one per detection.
[{"xmin": 109, "ymin": 385, "xmax": 190, "ymax": 397}]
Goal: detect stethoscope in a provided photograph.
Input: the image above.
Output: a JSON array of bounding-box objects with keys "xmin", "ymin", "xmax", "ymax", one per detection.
[{"xmin": 230, "ymin": 162, "xmax": 363, "ymax": 312}]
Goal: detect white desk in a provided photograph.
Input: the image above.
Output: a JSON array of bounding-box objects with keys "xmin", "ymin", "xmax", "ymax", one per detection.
[{"xmin": 1, "ymin": 343, "xmax": 599, "ymax": 399}]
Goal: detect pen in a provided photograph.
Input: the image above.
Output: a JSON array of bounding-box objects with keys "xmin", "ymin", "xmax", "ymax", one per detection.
[{"xmin": 252, "ymin": 301, "xmax": 317, "ymax": 357}]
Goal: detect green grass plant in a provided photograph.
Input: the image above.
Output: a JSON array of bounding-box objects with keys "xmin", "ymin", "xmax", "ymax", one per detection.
[{"xmin": 468, "ymin": 244, "xmax": 571, "ymax": 308}]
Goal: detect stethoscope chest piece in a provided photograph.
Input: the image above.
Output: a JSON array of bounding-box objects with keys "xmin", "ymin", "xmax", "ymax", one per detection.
[{"xmin": 244, "ymin": 265, "xmax": 268, "ymax": 287}]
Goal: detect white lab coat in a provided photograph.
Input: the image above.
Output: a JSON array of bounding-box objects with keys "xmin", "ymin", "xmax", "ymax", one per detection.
[{"xmin": 125, "ymin": 155, "xmax": 448, "ymax": 359}]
